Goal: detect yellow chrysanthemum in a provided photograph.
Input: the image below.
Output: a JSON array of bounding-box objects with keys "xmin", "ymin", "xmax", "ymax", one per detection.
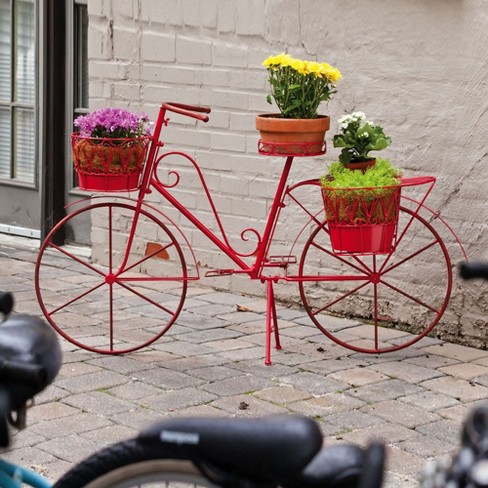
[
  {"xmin": 318, "ymin": 63, "xmax": 342, "ymax": 82},
  {"xmin": 262, "ymin": 53, "xmax": 292, "ymax": 68}
]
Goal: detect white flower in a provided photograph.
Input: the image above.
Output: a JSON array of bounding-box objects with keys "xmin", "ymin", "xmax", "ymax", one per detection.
[
  {"xmin": 360, "ymin": 132, "xmax": 369, "ymax": 138},
  {"xmin": 351, "ymin": 111, "xmax": 366, "ymax": 121}
]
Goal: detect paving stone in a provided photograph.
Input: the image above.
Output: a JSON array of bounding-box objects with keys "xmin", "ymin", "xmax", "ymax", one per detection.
[
  {"xmin": 63, "ymin": 391, "xmax": 136, "ymax": 415},
  {"xmin": 369, "ymin": 361, "xmax": 444, "ymax": 383},
  {"xmin": 347, "ymin": 379, "xmax": 424, "ymax": 403},
  {"xmin": 326, "ymin": 408, "xmax": 385, "ymax": 432},
  {"xmin": 210, "ymin": 394, "xmax": 290, "ymax": 416},
  {"xmin": 439, "ymin": 362, "xmax": 488, "ymax": 380},
  {"xmin": 401, "ymin": 390, "xmax": 461, "ymax": 412},
  {"xmin": 362, "ymin": 400, "xmax": 441, "ymax": 428},
  {"xmin": 131, "ymin": 366, "xmax": 204, "ymax": 390},
  {"xmin": 140, "ymin": 387, "xmax": 218, "ymax": 412},
  {"xmin": 399, "ymin": 434, "xmax": 456, "ymax": 457},
  {"xmin": 421, "ymin": 376, "xmax": 488, "ymax": 402},
  {"xmin": 404, "ymin": 353, "xmax": 460, "ymax": 369},
  {"xmin": 279, "ymin": 371, "xmax": 349, "ymax": 395},
  {"xmin": 54, "ymin": 370, "xmax": 130, "ymax": 393},
  {"xmin": 328, "ymin": 367, "xmax": 389, "ymax": 386},
  {"xmin": 254, "ymin": 386, "xmax": 312, "ymax": 404},
  {"xmin": 201, "ymin": 375, "xmax": 272, "ymax": 396},
  {"xmin": 30, "ymin": 413, "xmax": 112, "ymax": 438},
  {"xmin": 422, "ymin": 343, "xmax": 488, "ymax": 362},
  {"xmin": 415, "ymin": 419, "xmax": 462, "ymax": 443},
  {"xmin": 37, "ymin": 434, "xmax": 103, "ymax": 464},
  {"xmin": 107, "ymin": 381, "xmax": 163, "ymax": 401},
  {"xmin": 339, "ymin": 422, "xmax": 421, "ymax": 445},
  {"xmin": 287, "ymin": 392, "xmax": 365, "ymax": 418}
]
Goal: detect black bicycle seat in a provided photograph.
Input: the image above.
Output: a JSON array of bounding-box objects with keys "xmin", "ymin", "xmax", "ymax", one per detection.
[
  {"xmin": 139, "ymin": 415, "xmax": 323, "ymax": 482},
  {"xmin": 0, "ymin": 314, "xmax": 62, "ymax": 409}
]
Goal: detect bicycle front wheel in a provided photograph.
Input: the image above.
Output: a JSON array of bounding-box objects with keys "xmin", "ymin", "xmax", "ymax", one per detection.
[
  {"xmin": 53, "ymin": 439, "xmax": 218, "ymax": 488},
  {"xmin": 35, "ymin": 202, "xmax": 188, "ymax": 354},
  {"xmin": 298, "ymin": 206, "xmax": 452, "ymax": 353}
]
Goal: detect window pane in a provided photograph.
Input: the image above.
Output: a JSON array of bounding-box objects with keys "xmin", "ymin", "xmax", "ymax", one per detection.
[
  {"xmin": 74, "ymin": 3, "xmax": 89, "ymax": 108},
  {"xmin": 0, "ymin": 0, "xmax": 11, "ymax": 102},
  {"xmin": 0, "ymin": 108, "xmax": 11, "ymax": 178},
  {"xmin": 13, "ymin": 107, "xmax": 34, "ymax": 182},
  {"xmin": 14, "ymin": 0, "xmax": 35, "ymax": 103}
]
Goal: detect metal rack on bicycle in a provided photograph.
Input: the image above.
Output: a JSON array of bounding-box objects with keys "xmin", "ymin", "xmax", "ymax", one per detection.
[{"xmin": 35, "ymin": 102, "xmax": 467, "ymax": 364}]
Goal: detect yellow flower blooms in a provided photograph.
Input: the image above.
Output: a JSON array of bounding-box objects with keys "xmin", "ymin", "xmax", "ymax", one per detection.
[
  {"xmin": 262, "ymin": 53, "xmax": 292, "ymax": 68},
  {"xmin": 262, "ymin": 52, "xmax": 342, "ymax": 118}
]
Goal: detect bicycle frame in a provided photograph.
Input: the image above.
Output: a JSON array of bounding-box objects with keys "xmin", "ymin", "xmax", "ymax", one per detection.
[
  {"xmin": 118, "ymin": 107, "xmax": 296, "ymax": 283},
  {"xmin": 0, "ymin": 459, "xmax": 51, "ymax": 488}
]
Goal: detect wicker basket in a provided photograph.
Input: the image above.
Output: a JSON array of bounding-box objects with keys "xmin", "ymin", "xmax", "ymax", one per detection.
[
  {"xmin": 322, "ymin": 185, "xmax": 401, "ymax": 255},
  {"xmin": 71, "ymin": 135, "xmax": 151, "ymax": 191}
]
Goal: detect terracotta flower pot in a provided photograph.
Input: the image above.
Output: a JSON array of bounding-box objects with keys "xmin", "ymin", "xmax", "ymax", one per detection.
[
  {"xmin": 344, "ymin": 158, "xmax": 376, "ymax": 172},
  {"xmin": 256, "ymin": 114, "xmax": 330, "ymax": 156}
]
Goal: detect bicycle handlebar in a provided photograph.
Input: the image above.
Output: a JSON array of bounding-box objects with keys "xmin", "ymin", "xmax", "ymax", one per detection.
[
  {"xmin": 459, "ymin": 261, "xmax": 488, "ymax": 280},
  {"xmin": 0, "ymin": 359, "xmax": 47, "ymax": 388},
  {"xmin": 162, "ymin": 102, "xmax": 211, "ymax": 122}
]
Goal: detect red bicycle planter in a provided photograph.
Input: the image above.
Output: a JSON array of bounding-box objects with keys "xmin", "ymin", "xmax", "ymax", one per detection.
[{"xmin": 34, "ymin": 103, "xmax": 467, "ymax": 362}]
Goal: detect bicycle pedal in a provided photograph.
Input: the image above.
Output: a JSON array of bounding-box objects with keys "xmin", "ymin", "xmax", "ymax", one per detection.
[{"xmin": 205, "ymin": 269, "xmax": 235, "ymax": 277}]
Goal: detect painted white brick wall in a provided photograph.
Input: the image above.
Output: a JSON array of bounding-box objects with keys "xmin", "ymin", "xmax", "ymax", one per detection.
[{"xmin": 86, "ymin": 0, "xmax": 488, "ymax": 347}]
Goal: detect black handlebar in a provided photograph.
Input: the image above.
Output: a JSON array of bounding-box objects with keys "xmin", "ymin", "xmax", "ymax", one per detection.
[
  {"xmin": 459, "ymin": 261, "xmax": 488, "ymax": 281},
  {"xmin": 0, "ymin": 359, "xmax": 47, "ymax": 388}
]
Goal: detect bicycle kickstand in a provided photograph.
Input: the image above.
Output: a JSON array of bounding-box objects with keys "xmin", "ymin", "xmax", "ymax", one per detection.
[{"xmin": 265, "ymin": 279, "xmax": 282, "ymax": 365}]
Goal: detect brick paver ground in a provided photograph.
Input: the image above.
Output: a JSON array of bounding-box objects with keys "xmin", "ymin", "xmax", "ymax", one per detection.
[{"xmin": 1, "ymin": 237, "xmax": 487, "ymax": 487}]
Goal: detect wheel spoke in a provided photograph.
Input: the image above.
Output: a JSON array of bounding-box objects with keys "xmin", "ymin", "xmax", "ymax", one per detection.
[
  {"xmin": 119, "ymin": 241, "xmax": 176, "ymax": 275},
  {"xmin": 379, "ymin": 278, "xmax": 440, "ymax": 313},
  {"xmin": 116, "ymin": 279, "xmax": 178, "ymax": 317},
  {"xmin": 381, "ymin": 238, "xmax": 439, "ymax": 275},
  {"xmin": 46, "ymin": 241, "xmax": 106, "ymax": 277},
  {"xmin": 49, "ymin": 280, "xmax": 106, "ymax": 315},
  {"xmin": 312, "ymin": 280, "xmax": 371, "ymax": 315}
]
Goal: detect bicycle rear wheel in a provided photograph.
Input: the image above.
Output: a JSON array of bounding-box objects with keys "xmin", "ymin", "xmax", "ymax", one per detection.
[
  {"xmin": 298, "ymin": 206, "xmax": 452, "ymax": 353},
  {"xmin": 35, "ymin": 202, "xmax": 188, "ymax": 354},
  {"xmin": 53, "ymin": 439, "xmax": 218, "ymax": 488}
]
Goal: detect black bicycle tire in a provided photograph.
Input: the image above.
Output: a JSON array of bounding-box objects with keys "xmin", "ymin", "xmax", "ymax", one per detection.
[{"xmin": 52, "ymin": 438, "xmax": 217, "ymax": 488}]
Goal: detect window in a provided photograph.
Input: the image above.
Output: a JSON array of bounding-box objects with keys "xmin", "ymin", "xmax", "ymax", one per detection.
[
  {"xmin": 67, "ymin": 0, "xmax": 89, "ymax": 189},
  {"xmin": 0, "ymin": 0, "xmax": 37, "ymax": 184}
]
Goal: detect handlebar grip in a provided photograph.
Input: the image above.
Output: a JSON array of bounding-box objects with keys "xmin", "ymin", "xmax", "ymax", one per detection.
[
  {"xmin": 0, "ymin": 293, "xmax": 13, "ymax": 315},
  {"xmin": 459, "ymin": 261, "xmax": 488, "ymax": 281},
  {"xmin": 0, "ymin": 360, "xmax": 47, "ymax": 388},
  {"xmin": 162, "ymin": 102, "xmax": 211, "ymax": 122}
]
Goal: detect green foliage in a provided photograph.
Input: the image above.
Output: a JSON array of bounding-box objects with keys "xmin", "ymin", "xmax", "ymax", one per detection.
[
  {"xmin": 332, "ymin": 112, "xmax": 391, "ymax": 164},
  {"xmin": 321, "ymin": 158, "xmax": 401, "ymax": 189}
]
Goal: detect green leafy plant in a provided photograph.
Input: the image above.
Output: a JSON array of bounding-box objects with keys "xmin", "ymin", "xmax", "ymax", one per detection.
[
  {"xmin": 332, "ymin": 112, "xmax": 391, "ymax": 164},
  {"xmin": 321, "ymin": 158, "xmax": 401, "ymax": 225},
  {"xmin": 322, "ymin": 158, "xmax": 400, "ymax": 189},
  {"xmin": 262, "ymin": 53, "xmax": 342, "ymax": 119}
]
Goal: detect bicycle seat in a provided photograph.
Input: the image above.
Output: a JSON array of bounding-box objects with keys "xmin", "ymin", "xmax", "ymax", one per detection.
[
  {"xmin": 0, "ymin": 314, "xmax": 62, "ymax": 410},
  {"xmin": 139, "ymin": 415, "xmax": 323, "ymax": 482}
]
